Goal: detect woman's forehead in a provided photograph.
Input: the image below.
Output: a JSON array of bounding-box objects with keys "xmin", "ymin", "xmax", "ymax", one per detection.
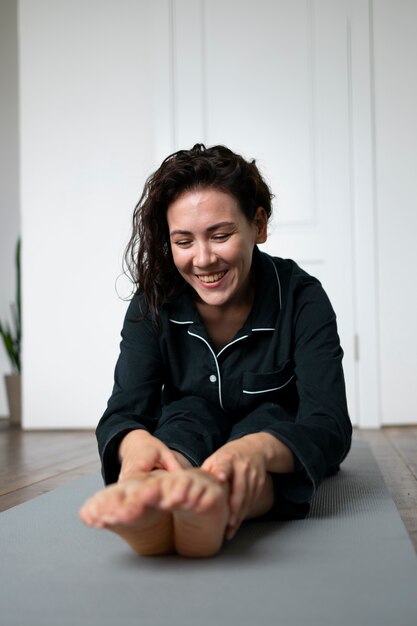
[
  {"xmin": 167, "ymin": 189, "xmax": 245, "ymax": 232},
  {"xmin": 167, "ymin": 188, "xmax": 241, "ymax": 226}
]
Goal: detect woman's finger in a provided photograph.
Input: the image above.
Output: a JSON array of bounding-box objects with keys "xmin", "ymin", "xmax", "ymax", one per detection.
[
  {"xmin": 159, "ymin": 448, "xmax": 185, "ymax": 472},
  {"xmin": 226, "ymin": 523, "xmax": 239, "ymax": 541},
  {"xmin": 201, "ymin": 457, "xmax": 232, "ymax": 482},
  {"xmin": 228, "ymin": 462, "xmax": 249, "ymax": 526}
]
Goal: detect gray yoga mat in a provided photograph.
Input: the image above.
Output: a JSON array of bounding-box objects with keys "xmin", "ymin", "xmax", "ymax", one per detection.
[{"xmin": 1, "ymin": 441, "xmax": 416, "ymax": 626}]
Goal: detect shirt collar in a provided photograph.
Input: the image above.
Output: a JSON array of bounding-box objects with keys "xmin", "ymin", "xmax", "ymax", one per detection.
[{"xmin": 246, "ymin": 246, "xmax": 281, "ymax": 330}]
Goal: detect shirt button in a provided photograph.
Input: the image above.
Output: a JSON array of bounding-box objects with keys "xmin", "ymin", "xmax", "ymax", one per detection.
[{"xmin": 209, "ymin": 374, "xmax": 217, "ymax": 383}]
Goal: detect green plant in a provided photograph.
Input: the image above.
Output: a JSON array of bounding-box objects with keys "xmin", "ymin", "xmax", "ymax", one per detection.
[{"xmin": 0, "ymin": 239, "xmax": 21, "ymax": 373}]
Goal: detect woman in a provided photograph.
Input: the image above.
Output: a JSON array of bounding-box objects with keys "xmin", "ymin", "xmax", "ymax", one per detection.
[{"xmin": 80, "ymin": 144, "xmax": 352, "ymax": 558}]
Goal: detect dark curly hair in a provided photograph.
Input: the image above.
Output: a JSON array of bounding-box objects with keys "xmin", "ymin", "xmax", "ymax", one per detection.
[{"xmin": 124, "ymin": 143, "xmax": 273, "ymax": 321}]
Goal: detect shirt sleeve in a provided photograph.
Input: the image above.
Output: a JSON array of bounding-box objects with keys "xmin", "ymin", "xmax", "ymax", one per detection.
[
  {"xmin": 95, "ymin": 295, "xmax": 165, "ymax": 484},
  {"xmin": 227, "ymin": 277, "xmax": 352, "ymax": 508}
]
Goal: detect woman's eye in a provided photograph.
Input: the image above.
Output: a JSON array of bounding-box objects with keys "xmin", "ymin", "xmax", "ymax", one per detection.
[
  {"xmin": 174, "ymin": 240, "xmax": 192, "ymax": 247},
  {"xmin": 212, "ymin": 233, "xmax": 230, "ymax": 241}
]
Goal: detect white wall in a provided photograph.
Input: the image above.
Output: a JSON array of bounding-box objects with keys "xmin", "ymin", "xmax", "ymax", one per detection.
[
  {"xmin": 19, "ymin": 0, "xmax": 156, "ymax": 427},
  {"xmin": 10, "ymin": 0, "xmax": 417, "ymax": 428},
  {"xmin": 372, "ymin": 0, "xmax": 417, "ymax": 424},
  {"xmin": 0, "ymin": 0, "xmax": 20, "ymax": 416}
]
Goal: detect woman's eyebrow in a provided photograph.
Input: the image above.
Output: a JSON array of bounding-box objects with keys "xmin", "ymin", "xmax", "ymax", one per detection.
[
  {"xmin": 170, "ymin": 229, "xmax": 192, "ymax": 236},
  {"xmin": 207, "ymin": 221, "xmax": 236, "ymax": 232},
  {"xmin": 170, "ymin": 222, "xmax": 236, "ymax": 237}
]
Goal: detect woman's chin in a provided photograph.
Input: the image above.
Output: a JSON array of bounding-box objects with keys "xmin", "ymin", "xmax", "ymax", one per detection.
[{"xmin": 195, "ymin": 291, "xmax": 230, "ymax": 307}]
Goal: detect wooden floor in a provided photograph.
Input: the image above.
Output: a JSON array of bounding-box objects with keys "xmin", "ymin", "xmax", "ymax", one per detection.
[{"xmin": 1, "ymin": 420, "xmax": 416, "ymax": 552}]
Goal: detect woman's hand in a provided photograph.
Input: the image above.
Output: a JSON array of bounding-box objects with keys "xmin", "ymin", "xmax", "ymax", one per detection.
[
  {"xmin": 118, "ymin": 430, "xmax": 184, "ymax": 480},
  {"xmin": 202, "ymin": 433, "xmax": 294, "ymax": 539},
  {"xmin": 201, "ymin": 435, "xmax": 269, "ymax": 540}
]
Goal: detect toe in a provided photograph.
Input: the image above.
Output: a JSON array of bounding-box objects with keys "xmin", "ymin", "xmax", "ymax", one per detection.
[{"xmin": 157, "ymin": 474, "xmax": 188, "ymax": 509}]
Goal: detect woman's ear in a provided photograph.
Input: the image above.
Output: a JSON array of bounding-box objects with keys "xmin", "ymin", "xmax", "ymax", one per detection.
[{"xmin": 254, "ymin": 207, "xmax": 268, "ymax": 244}]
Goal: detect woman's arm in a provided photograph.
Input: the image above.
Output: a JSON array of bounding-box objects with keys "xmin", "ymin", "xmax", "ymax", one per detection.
[
  {"xmin": 96, "ymin": 295, "xmax": 168, "ymax": 484},
  {"xmin": 96, "ymin": 296, "xmax": 229, "ymax": 483}
]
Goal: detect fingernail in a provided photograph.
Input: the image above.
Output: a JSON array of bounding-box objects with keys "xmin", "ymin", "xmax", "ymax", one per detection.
[
  {"xmin": 227, "ymin": 528, "xmax": 236, "ymax": 540},
  {"xmin": 217, "ymin": 472, "xmax": 227, "ymax": 481}
]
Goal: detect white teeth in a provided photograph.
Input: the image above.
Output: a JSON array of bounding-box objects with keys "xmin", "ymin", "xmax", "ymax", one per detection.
[{"xmin": 198, "ymin": 271, "xmax": 227, "ymax": 283}]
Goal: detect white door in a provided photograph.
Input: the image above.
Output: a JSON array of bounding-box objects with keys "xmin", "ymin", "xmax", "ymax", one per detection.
[{"xmin": 149, "ymin": 0, "xmax": 379, "ymax": 426}]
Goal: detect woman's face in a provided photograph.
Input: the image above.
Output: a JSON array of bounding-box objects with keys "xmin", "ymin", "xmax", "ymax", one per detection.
[{"xmin": 167, "ymin": 188, "xmax": 267, "ymax": 309}]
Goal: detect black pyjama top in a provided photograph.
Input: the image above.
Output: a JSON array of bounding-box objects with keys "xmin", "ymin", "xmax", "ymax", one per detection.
[{"xmin": 96, "ymin": 247, "xmax": 352, "ymax": 519}]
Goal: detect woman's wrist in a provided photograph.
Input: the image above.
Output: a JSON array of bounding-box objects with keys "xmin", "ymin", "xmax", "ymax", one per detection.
[
  {"xmin": 240, "ymin": 432, "xmax": 295, "ymax": 474},
  {"xmin": 118, "ymin": 428, "xmax": 153, "ymax": 462}
]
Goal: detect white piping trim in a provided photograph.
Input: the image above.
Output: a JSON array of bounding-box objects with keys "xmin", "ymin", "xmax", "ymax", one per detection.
[
  {"xmin": 251, "ymin": 327, "xmax": 275, "ymax": 332},
  {"xmin": 216, "ymin": 329, "xmax": 274, "ymax": 358},
  {"xmin": 267, "ymin": 257, "xmax": 282, "ymax": 309},
  {"xmin": 243, "ymin": 375, "xmax": 295, "ymax": 395},
  {"xmin": 216, "ymin": 334, "xmax": 249, "ymax": 358},
  {"xmin": 169, "ymin": 318, "xmax": 194, "ymax": 324},
  {"xmin": 187, "ymin": 329, "xmax": 224, "ymax": 410}
]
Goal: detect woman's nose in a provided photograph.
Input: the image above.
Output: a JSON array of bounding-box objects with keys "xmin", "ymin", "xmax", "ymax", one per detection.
[{"xmin": 194, "ymin": 242, "xmax": 216, "ymax": 268}]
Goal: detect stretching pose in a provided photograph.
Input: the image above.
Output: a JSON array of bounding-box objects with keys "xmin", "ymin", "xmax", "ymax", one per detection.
[{"xmin": 80, "ymin": 144, "xmax": 352, "ymax": 557}]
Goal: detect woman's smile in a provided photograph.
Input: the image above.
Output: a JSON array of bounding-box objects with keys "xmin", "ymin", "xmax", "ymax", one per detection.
[{"xmin": 196, "ymin": 270, "xmax": 228, "ymax": 285}]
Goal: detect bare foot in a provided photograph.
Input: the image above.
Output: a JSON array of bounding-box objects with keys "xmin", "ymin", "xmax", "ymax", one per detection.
[
  {"xmin": 146, "ymin": 468, "xmax": 230, "ymax": 557},
  {"xmin": 79, "ymin": 469, "xmax": 230, "ymax": 558},
  {"xmin": 169, "ymin": 469, "xmax": 230, "ymax": 558},
  {"xmin": 79, "ymin": 473, "xmax": 175, "ymax": 555}
]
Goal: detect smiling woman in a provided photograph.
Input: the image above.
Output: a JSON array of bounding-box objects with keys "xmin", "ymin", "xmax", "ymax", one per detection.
[
  {"xmin": 166, "ymin": 190, "xmax": 268, "ymax": 355},
  {"xmin": 80, "ymin": 144, "xmax": 352, "ymax": 558},
  {"xmin": 167, "ymin": 189, "xmax": 267, "ymax": 338}
]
